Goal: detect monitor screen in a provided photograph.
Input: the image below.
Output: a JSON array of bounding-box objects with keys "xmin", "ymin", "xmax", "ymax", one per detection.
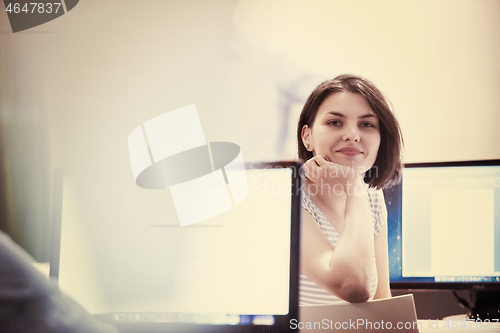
[
  {"xmin": 385, "ymin": 159, "xmax": 500, "ymax": 290},
  {"xmin": 50, "ymin": 161, "xmax": 300, "ymax": 332}
]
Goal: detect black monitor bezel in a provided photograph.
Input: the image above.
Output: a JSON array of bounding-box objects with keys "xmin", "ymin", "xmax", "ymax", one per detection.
[{"xmin": 387, "ymin": 159, "xmax": 500, "ymax": 291}]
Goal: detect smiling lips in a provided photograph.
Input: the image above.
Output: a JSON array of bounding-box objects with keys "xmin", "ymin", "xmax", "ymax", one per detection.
[{"xmin": 337, "ymin": 147, "xmax": 362, "ymax": 156}]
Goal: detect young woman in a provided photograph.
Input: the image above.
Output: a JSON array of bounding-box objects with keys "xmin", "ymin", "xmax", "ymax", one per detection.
[{"xmin": 297, "ymin": 74, "xmax": 403, "ymax": 304}]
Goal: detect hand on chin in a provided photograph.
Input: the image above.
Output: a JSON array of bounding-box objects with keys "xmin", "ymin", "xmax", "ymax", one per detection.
[{"xmin": 303, "ymin": 155, "xmax": 366, "ymax": 196}]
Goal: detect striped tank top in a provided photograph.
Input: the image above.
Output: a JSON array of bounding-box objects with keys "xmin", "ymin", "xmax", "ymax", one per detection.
[{"xmin": 299, "ymin": 187, "xmax": 387, "ymax": 305}]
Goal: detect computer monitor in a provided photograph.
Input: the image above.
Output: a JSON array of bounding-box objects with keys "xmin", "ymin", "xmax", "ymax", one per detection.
[
  {"xmin": 50, "ymin": 161, "xmax": 301, "ymax": 333},
  {"xmin": 385, "ymin": 159, "xmax": 500, "ymax": 291},
  {"xmin": 384, "ymin": 159, "xmax": 500, "ymax": 319}
]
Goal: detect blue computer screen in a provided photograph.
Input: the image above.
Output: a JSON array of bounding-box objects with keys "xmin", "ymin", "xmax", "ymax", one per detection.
[{"xmin": 385, "ymin": 161, "xmax": 500, "ymax": 287}]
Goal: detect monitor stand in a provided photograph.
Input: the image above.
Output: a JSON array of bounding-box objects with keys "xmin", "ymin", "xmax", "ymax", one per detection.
[{"xmin": 467, "ymin": 291, "xmax": 500, "ymax": 321}]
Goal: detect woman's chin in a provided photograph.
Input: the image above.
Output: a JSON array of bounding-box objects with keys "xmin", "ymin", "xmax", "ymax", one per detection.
[
  {"xmin": 330, "ymin": 156, "xmax": 359, "ymax": 168},
  {"xmin": 332, "ymin": 160, "xmax": 371, "ymax": 175}
]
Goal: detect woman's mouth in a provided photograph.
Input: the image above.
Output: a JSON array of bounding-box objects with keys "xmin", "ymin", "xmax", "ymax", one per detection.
[{"xmin": 337, "ymin": 147, "xmax": 362, "ymax": 156}]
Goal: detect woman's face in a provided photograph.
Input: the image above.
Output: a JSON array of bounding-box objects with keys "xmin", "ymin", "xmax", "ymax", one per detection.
[{"xmin": 302, "ymin": 91, "xmax": 381, "ymax": 173}]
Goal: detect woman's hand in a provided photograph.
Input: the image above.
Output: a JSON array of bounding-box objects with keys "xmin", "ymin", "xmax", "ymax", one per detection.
[{"xmin": 303, "ymin": 155, "xmax": 366, "ymax": 198}]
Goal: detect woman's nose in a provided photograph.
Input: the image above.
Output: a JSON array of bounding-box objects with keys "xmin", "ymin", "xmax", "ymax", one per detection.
[{"xmin": 342, "ymin": 125, "xmax": 360, "ymax": 142}]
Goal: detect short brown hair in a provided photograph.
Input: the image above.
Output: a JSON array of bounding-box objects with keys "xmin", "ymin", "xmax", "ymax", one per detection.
[{"xmin": 297, "ymin": 74, "xmax": 403, "ymax": 189}]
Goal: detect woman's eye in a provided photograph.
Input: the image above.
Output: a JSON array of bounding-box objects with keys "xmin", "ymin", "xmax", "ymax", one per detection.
[
  {"xmin": 328, "ymin": 120, "xmax": 342, "ymax": 126},
  {"xmin": 360, "ymin": 122, "xmax": 375, "ymax": 128}
]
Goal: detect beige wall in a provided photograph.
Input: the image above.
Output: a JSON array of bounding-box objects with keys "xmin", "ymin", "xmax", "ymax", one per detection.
[{"xmin": 2, "ymin": 1, "xmax": 500, "ymax": 174}]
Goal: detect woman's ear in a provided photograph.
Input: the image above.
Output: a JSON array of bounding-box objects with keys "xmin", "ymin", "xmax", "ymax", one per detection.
[{"xmin": 301, "ymin": 124, "xmax": 312, "ymax": 151}]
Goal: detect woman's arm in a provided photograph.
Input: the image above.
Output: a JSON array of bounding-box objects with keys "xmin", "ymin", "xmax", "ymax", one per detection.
[
  {"xmin": 301, "ymin": 164, "xmax": 377, "ymax": 303},
  {"xmin": 373, "ymin": 223, "xmax": 392, "ymax": 299}
]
